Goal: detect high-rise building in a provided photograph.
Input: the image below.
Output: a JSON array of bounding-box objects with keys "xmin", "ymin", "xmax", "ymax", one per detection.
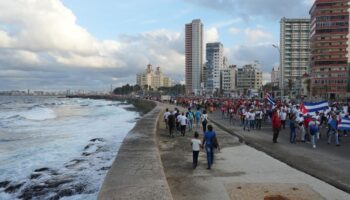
[
  {"xmin": 280, "ymin": 18, "xmax": 310, "ymax": 96},
  {"xmin": 222, "ymin": 65, "xmax": 237, "ymax": 92},
  {"xmin": 185, "ymin": 19, "xmax": 203, "ymax": 95},
  {"xmin": 271, "ymin": 67, "xmax": 280, "ymax": 84},
  {"xmin": 136, "ymin": 64, "xmax": 172, "ymax": 90},
  {"xmin": 309, "ymin": 0, "xmax": 350, "ymax": 99},
  {"xmin": 237, "ymin": 64, "xmax": 263, "ymax": 90},
  {"xmin": 205, "ymin": 42, "xmax": 224, "ymax": 93}
]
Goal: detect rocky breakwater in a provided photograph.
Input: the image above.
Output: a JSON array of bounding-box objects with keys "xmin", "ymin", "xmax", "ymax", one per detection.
[
  {"xmin": 97, "ymin": 100, "xmax": 173, "ymax": 200},
  {"xmin": 66, "ymin": 95, "xmax": 156, "ymax": 116}
]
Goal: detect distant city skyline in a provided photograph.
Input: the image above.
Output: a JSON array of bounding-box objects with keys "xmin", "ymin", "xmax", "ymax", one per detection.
[{"xmin": 0, "ymin": 0, "xmax": 315, "ymax": 90}]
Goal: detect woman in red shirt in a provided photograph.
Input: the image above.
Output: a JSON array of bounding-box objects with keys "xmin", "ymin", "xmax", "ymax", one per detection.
[{"xmin": 272, "ymin": 109, "xmax": 282, "ymax": 143}]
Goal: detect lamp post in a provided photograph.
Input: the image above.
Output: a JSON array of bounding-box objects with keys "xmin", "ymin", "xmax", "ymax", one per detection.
[{"xmin": 272, "ymin": 44, "xmax": 283, "ymax": 98}]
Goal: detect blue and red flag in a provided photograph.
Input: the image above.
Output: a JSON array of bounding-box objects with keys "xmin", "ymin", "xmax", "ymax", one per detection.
[
  {"xmin": 338, "ymin": 118, "xmax": 350, "ymax": 131},
  {"xmin": 265, "ymin": 93, "xmax": 276, "ymax": 106},
  {"xmin": 300, "ymin": 101, "xmax": 329, "ymax": 115}
]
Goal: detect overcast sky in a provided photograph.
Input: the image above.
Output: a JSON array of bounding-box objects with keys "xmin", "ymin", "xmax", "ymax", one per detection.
[{"xmin": 0, "ymin": 0, "xmax": 315, "ymax": 91}]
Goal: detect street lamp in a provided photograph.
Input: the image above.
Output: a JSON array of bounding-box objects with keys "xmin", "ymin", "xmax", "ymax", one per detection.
[{"xmin": 272, "ymin": 44, "xmax": 284, "ymax": 98}]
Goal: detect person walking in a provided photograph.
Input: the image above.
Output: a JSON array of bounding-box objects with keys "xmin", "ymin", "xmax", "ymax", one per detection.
[
  {"xmin": 163, "ymin": 108, "xmax": 170, "ymax": 129},
  {"xmin": 289, "ymin": 114, "xmax": 297, "ymax": 144},
  {"xmin": 280, "ymin": 109, "xmax": 287, "ymax": 129},
  {"xmin": 201, "ymin": 110, "xmax": 208, "ymax": 133},
  {"xmin": 308, "ymin": 116, "xmax": 320, "ymax": 148},
  {"xmin": 255, "ymin": 108, "xmax": 263, "ymax": 130},
  {"xmin": 179, "ymin": 112, "xmax": 188, "ymax": 136},
  {"xmin": 167, "ymin": 111, "xmax": 176, "ymax": 137},
  {"xmin": 191, "ymin": 132, "xmax": 202, "ymax": 169},
  {"xmin": 202, "ymin": 125, "xmax": 220, "ymax": 170},
  {"xmin": 272, "ymin": 109, "xmax": 281, "ymax": 143},
  {"xmin": 195, "ymin": 108, "xmax": 201, "ymax": 129},
  {"xmin": 328, "ymin": 115, "xmax": 340, "ymax": 146},
  {"xmin": 186, "ymin": 108, "xmax": 194, "ymax": 132}
]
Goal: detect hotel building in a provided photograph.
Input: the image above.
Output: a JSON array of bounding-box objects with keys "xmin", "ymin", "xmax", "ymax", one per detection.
[
  {"xmin": 309, "ymin": 0, "xmax": 350, "ymax": 98},
  {"xmin": 280, "ymin": 18, "xmax": 310, "ymax": 96},
  {"xmin": 185, "ymin": 19, "xmax": 203, "ymax": 95}
]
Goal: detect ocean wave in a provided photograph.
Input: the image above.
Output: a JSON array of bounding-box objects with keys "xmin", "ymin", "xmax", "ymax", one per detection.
[{"xmin": 1, "ymin": 107, "xmax": 57, "ymax": 121}]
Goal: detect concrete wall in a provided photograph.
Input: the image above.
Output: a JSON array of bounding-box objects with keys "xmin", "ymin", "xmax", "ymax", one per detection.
[{"xmin": 98, "ymin": 103, "xmax": 173, "ymax": 200}]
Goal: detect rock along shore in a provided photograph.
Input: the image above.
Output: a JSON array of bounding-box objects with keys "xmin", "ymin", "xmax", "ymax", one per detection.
[{"xmin": 67, "ymin": 95, "xmax": 172, "ymax": 200}]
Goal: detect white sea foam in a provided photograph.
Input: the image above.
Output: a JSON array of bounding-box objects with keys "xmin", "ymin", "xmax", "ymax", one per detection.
[{"xmin": 0, "ymin": 97, "xmax": 139, "ymax": 199}]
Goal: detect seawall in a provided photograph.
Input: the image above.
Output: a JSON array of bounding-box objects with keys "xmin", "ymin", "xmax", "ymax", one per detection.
[
  {"xmin": 90, "ymin": 98, "xmax": 172, "ymax": 199},
  {"xmin": 66, "ymin": 95, "xmax": 156, "ymax": 115}
]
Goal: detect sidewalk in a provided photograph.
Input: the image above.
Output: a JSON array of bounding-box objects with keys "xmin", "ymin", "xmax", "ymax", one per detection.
[
  {"xmin": 209, "ymin": 110, "xmax": 350, "ymax": 194},
  {"xmin": 157, "ymin": 107, "xmax": 349, "ymax": 199}
]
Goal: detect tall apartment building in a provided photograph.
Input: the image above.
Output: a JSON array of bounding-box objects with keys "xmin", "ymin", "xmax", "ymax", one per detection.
[
  {"xmin": 309, "ymin": 0, "xmax": 350, "ymax": 99},
  {"xmin": 271, "ymin": 67, "xmax": 280, "ymax": 84},
  {"xmin": 280, "ymin": 18, "xmax": 310, "ymax": 95},
  {"xmin": 136, "ymin": 64, "xmax": 172, "ymax": 90},
  {"xmin": 237, "ymin": 64, "xmax": 263, "ymax": 90},
  {"xmin": 205, "ymin": 42, "xmax": 224, "ymax": 93},
  {"xmin": 185, "ymin": 19, "xmax": 203, "ymax": 95},
  {"xmin": 222, "ymin": 65, "xmax": 237, "ymax": 92}
]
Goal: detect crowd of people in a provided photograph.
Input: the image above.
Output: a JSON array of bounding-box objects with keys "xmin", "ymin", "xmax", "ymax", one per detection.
[
  {"xmin": 161, "ymin": 96, "xmax": 349, "ymax": 170},
  {"xmin": 164, "ymin": 97, "xmax": 349, "ymax": 148}
]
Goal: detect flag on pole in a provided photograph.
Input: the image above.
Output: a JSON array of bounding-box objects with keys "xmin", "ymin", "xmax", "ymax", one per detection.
[
  {"xmin": 338, "ymin": 118, "xmax": 350, "ymax": 131},
  {"xmin": 265, "ymin": 93, "xmax": 276, "ymax": 105},
  {"xmin": 300, "ymin": 101, "xmax": 329, "ymax": 115}
]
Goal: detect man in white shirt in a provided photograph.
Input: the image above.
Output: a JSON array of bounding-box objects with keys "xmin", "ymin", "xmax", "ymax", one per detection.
[
  {"xmin": 179, "ymin": 112, "xmax": 188, "ymax": 136},
  {"xmin": 243, "ymin": 110, "xmax": 250, "ymax": 131},
  {"xmin": 163, "ymin": 108, "xmax": 170, "ymax": 129},
  {"xmin": 280, "ymin": 109, "xmax": 287, "ymax": 129}
]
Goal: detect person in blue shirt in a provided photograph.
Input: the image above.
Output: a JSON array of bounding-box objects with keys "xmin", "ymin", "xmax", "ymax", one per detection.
[
  {"xmin": 328, "ymin": 115, "xmax": 340, "ymax": 146},
  {"xmin": 202, "ymin": 125, "xmax": 220, "ymax": 169},
  {"xmin": 195, "ymin": 108, "xmax": 202, "ymax": 129}
]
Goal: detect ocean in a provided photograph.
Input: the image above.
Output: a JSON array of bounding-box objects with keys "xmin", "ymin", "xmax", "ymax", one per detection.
[{"xmin": 0, "ymin": 96, "xmax": 139, "ymax": 200}]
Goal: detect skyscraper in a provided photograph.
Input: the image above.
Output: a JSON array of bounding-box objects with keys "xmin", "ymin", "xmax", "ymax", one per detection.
[
  {"xmin": 280, "ymin": 18, "xmax": 310, "ymax": 96},
  {"xmin": 185, "ymin": 19, "xmax": 203, "ymax": 95},
  {"xmin": 309, "ymin": 0, "xmax": 350, "ymax": 99},
  {"xmin": 205, "ymin": 42, "xmax": 224, "ymax": 94}
]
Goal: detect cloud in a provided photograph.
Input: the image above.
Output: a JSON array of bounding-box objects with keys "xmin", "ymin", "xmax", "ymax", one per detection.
[
  {"xmin": 204, "ymin": 27, "xmax": 219, "ymax": 43},
  {"xmin": 0, "ymin": 0, "xmax": 185, "ymax": 90},
  {"xmin": 228, "ymin": 27, "xmax": 241, "ymax": 35},
  {"xmin": 185, "ymin": 0, "xmax": 313, "ymax": 20},
  {"xmin": 244, "ymin": 28, "xmax": 274, "ymax": 44},
  {"xmin": 225, "ymin": 44, "xmax": 277, "ymax": 73}
]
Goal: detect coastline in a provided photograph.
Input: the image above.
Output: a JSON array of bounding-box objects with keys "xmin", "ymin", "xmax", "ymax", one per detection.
[
  {"xmin": 66, "ymin": 95, "xmax": 156, "ymax": 115},
  {"xmin": 67, "ymin": 95, "xmax": 172, "ymax": 199}
]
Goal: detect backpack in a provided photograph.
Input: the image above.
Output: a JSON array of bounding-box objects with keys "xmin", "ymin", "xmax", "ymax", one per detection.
[
  {"xmin": 309, "ymin": 123, "xmax": 318, "ymax": 135},
  {"xmin": 188, "ymin": 112, "xmax": 194, "ymax": 120}
]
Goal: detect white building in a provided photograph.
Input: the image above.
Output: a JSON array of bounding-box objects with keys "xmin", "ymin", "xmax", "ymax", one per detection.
[
  {"xmin": 222, "ymin": 65, "xmax": 237, "ymax": 92},
  {"xmin": 280, "ymin": 18, "xmax": 310, "ymax": 95},
  {"xmin": 136, "ymin": 64, "xmax": 172, "ymax": 90},
  {"xmin": 185, "ymin": 19, "xmax": 203, "ymax": 95},
  {"xmin": 205, "ymin": 42, "xmax": 224, "ymax": 94},
  {"xmin": 237, "ymin": 64, "xmax": 263, "ymax": 90},
  {"xmin": 271, "ymin": 67, "xmax": 280, "ymax": 84}
]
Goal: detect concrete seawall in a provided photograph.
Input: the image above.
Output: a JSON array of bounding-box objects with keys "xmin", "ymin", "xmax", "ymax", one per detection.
[{"xmin": 98, "ymin": 101, "xmax": 173, "ymax": 200}]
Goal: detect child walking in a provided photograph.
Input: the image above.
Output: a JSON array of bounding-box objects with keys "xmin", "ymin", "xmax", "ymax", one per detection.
[{"xmin": 191, "ymin": 132, "xmax": 202, "ymax": 169}]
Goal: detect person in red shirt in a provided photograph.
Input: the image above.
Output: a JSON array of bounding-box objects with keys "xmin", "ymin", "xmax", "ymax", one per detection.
[
  {"xmin": 304, "ymin": 114, "xmax": 312, "ymax": 142},
  {"xmin": 272, "ymin": 109, "xmax": 282, "ymax": 143}
]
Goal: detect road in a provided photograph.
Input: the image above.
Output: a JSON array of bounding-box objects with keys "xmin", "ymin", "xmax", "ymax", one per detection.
[{"xmin": 209, "ymin": 110, "xmax": 350, "ymax": 193}]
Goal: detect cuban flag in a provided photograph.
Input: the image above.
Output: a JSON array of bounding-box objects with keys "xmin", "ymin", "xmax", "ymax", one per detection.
[
  {"xmin": 300, "ymin": 101, "xmax": 329, "ymax": 115},
  {"xmin": 265, "ymin": 93, "xmax": 276, "ymax": 105},
  {"xmin": 338, "ymin": 118, "xmax": 350, "ymax": 131}
]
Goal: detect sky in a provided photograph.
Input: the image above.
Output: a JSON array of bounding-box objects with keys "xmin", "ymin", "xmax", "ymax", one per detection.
[{"xmin": 0, "ymin": 0, "xmax": 315, "ymax": 91}]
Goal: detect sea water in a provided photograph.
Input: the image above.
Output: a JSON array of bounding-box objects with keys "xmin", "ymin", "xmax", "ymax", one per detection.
[{"xmin": 0, "ymin": 96, "xmax": 139, "ymax": 200}]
